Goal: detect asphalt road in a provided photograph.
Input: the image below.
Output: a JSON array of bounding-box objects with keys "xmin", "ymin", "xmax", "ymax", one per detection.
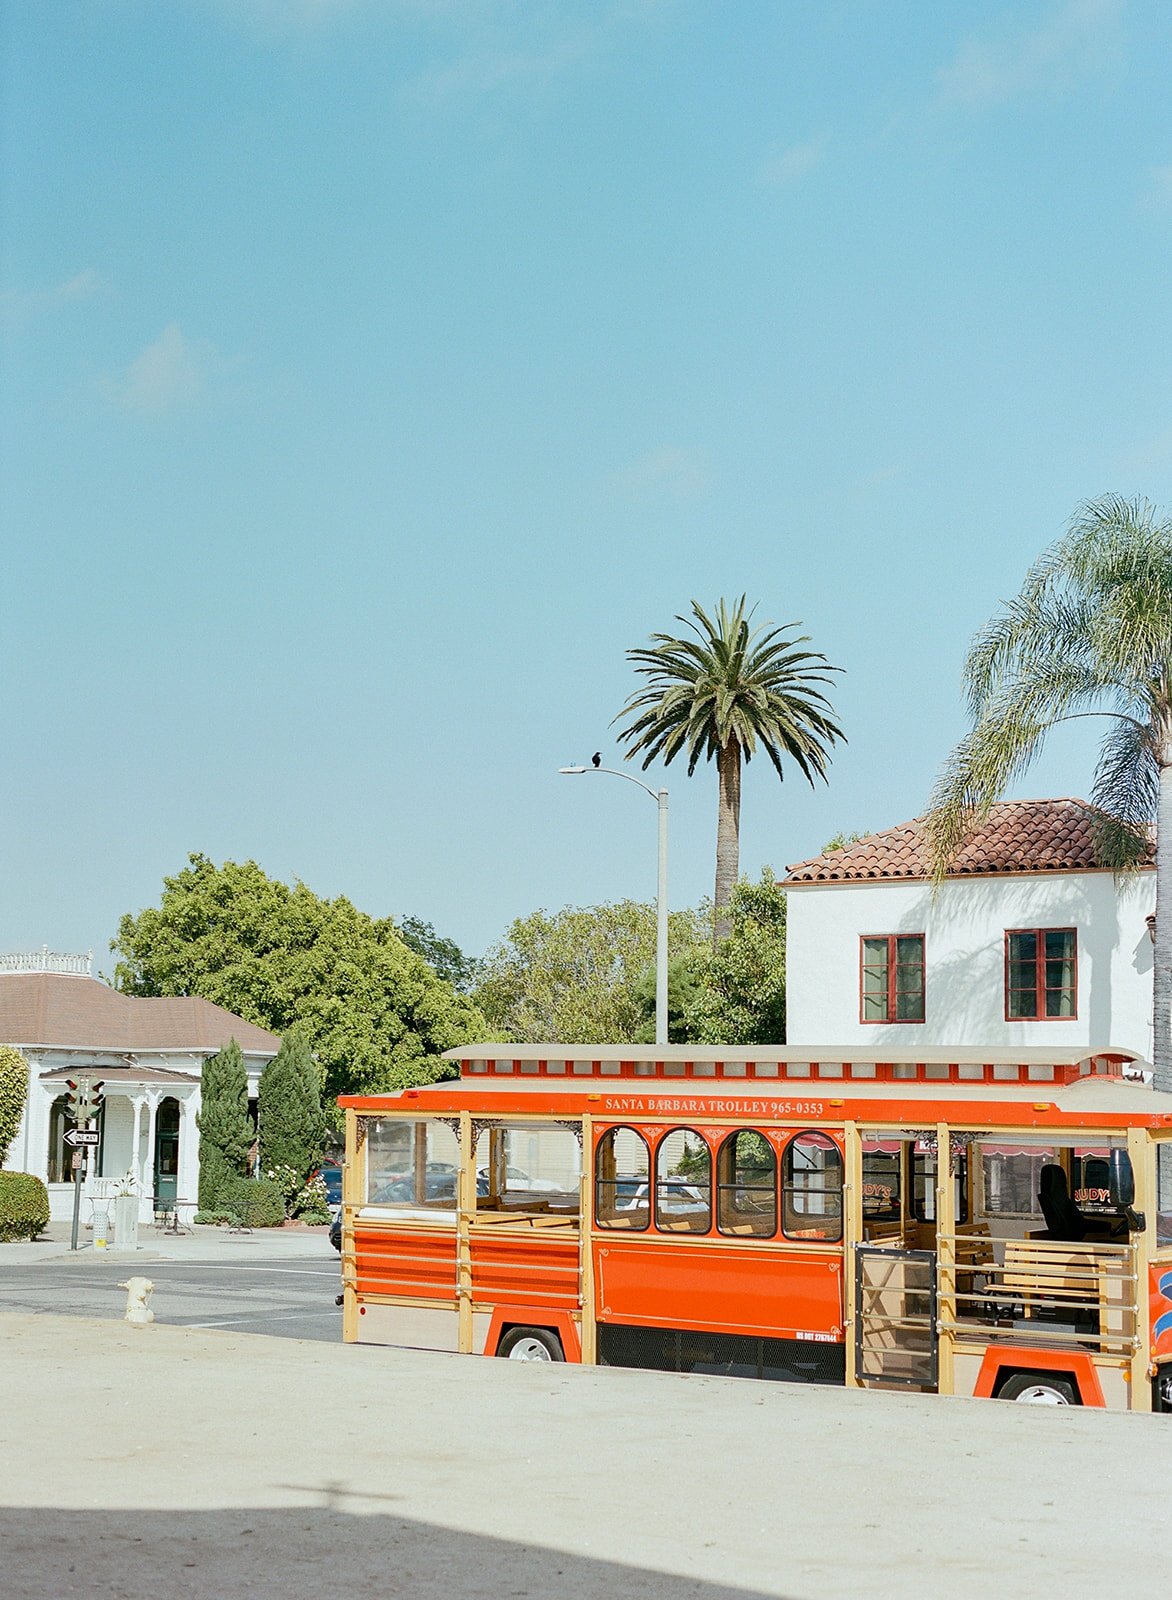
[{"xmin": 0, "ymin": 1254, "xmax": 344, "ymax": 1341}]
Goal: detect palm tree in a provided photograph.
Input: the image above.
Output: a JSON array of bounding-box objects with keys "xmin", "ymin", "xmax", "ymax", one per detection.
[
  {"xmin": 927, "ymin": 495, "xmax": 1172, "ymax": 1090},
  {"xmin": 614, "ymin": 596, "xmax": 845, "ymax": 944}
]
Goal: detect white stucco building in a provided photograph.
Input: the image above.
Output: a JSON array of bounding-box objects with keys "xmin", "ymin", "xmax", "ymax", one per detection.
[
  {"xmin": 784, "ymin": 799, "xmax": 1155, "ymax": 1058},
  {"xmin": 0, "ymin": 950, "xmax": 279, "ymax": 1224}
]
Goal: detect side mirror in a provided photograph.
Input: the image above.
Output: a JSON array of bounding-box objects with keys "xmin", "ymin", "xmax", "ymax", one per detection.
[{"xmin": 1108, "ymin": 1149, "xmax": 1135, "ymax": 1207}]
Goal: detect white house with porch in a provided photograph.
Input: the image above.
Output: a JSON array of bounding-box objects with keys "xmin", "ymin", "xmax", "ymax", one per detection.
[
  {"xmin": 783, "ymin": 799, "xmax": 1155, "ymax": 1059},
  {"xmin": 0, "ymin": 950, "xmax": 280, "ymax": 1225}
]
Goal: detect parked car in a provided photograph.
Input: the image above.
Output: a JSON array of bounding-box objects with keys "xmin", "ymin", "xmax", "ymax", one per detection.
[
  {"xmin": 476, "ymin": 1164, "xmax": 569, "ymax": 1194},
  {"xmin": 311, "ymin": 1162, "xmax": 343, "ymax": 1209}
]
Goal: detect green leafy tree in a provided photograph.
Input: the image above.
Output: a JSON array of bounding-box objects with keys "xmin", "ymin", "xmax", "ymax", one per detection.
[
  {"xmin": 927, "ymin": 496, "xmax": 1172, "ymax": 1089},
  {"xmin": 821, "ymin": 830, "xmax": 866, "ymax": 853},
  {"xmin": 474, "ymin": 901, "xmax": 709, "ymax": 1044},
  {"xmin": 631, "ymin": 953, "xmax": 706, "ymax": 1044},
  {"xmin": 0, "ymin": 1046, "xmax": 29, "ymax": 1168},
  {"xmin": 687, "ymin": 869, "xmax": 788, "ymax": 1044},
  {"xmin": 615, "ymin": 596, "xmax": 844, "ymax": 943},
  {"xmin": 398, "ymin": 916, "xmax": 479, "ymax": 993},
  {"xmin": 114, "ymin": 855, "xmax": 487, "ymax": 1102},
  {"xmin": 197, "ymin": 1041, "xmax": 253, "ymax": 1210},
  {"xmin": 259, "ymin": 1030, "xmax": 327, "ymax": 1188}
]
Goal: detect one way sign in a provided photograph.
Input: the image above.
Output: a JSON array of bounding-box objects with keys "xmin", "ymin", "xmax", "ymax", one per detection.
[{"xmin": 64, "ymin": 1128, "xmax": 100, "ymax": 1148}]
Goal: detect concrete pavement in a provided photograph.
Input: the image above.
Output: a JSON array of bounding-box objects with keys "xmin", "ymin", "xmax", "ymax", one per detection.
[
  {"xmin": 0, "ymin": 1218, "xmax": 332, "ymax": 1264},
  {"xmin": 2, "ymin": 1311, "xmax": 1169, "ymax": 1600}
]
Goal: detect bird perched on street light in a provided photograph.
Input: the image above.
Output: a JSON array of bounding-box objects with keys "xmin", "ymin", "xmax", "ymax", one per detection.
[{"xmin": 592, "ymin": 752, "xmax": 601, "ymax": 767}]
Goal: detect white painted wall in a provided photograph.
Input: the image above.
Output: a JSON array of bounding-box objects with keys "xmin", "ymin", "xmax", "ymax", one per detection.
[{"xmin": 786, "ymin": 870, "xmax": 1155, "ymax": 1055}]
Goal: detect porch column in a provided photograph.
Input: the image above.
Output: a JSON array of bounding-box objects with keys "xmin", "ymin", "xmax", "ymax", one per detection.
[
  {"xmin": 177, "ymin": 1091, "xmax": 201, "ymax": 1222},
  {"xmin": 144, "ymin": 1092, "xmax": 161, "ymax": 1208},
  {"xmin": 131, "ymin": 1097, "xmax": 149, "ymax": 1222}
]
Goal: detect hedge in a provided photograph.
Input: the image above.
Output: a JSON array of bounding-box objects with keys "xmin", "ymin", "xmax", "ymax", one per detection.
[
  {"xmin": 218, "ymin": 1176, "xmax": 286, "ymax": 1228},
  {"xmin": 0, "ymin": 1172, "xmax": 50, "ymax": 1242}
]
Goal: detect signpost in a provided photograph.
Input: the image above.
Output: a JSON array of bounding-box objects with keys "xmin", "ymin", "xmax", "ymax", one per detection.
[{"xmin": 65, "ymin": 1077, "xmax": 104, "ymax": 1251}]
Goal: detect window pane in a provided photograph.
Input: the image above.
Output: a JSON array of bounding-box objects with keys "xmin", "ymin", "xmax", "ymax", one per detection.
[
  {"xmin": 783, "ymin": 1131, "xmax": 843, "ymax": 1240},
  {"xmin": 595, "ymin": 1126, "xmax": 650, "ymax": 1229},
  {"xmin": 895, "ymin": 936, "xmax": 922, "ymax": 964},
  {"xmin": 895, "ymin": 989, "xmax": 925, "ymax": 1022},
  {"xmin": 1008, "ymin": 960, "xmax": 1036, "ymax": 991},
  {"xmin": 366, "ymin": 1118, "xmax": 461, "ymax": 1208},
  {"xmin": 717, "ymin": 1130, "xmax": 776, "ymax": 1237},
  {"xmin": 862, "ymin": 1148, "xmax": 900, "ymax": 1219},
  {"xmin": 1158, "ymin": 1144, "xmax": 1172, "ymax": 1247},
  {"xmin": 862, "ymin": 938, "xmax": 889, "ymax": 964},
  {"xmin": 862, "ymin": 958, "xmax": 888, "ymax": 1022},
  {"xmin": 980, "ymin": 1146, "xmax": 1055, "ymax": 1216},
  {"xmin": 1044, "ymin": 930, "xmax": 1075, "ymax": 961},
  {"xmin": 1008, "ymin": 988, "xmax": 1038, "ymax": 1019},
  {"xmin": 1009, "ymin": 931, "xmax": 1037, "ymax": 962},
  {"xmin": 655, "ymin": 1128, "xmax": 711, "ymax": 1233},
  {"xmin": 1045, "ymin": 988, "xmax": 1075, "ymax": 1018},
  {"xmin": 1044, "ymin": 961, "xmax": 1070, "ymax": 991},
  {"xmin": 474, "ymin": 1124, "xmax": 581, "ymax": 1213}
]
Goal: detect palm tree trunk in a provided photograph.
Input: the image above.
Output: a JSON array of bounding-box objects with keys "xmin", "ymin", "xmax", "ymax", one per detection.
[
  {"xmin": 714, "ymin": 739, "xmax": 741, "ymax": 945},
  {"xmin": 1154, "ymin": 754, "xmax": 1172, "ymax": 1093}
]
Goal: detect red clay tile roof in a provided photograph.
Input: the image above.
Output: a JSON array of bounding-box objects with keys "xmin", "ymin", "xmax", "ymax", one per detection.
[
  {"xmin": 0, "ymin": 974, "xmax": 280, "ymax": 1054},
  {"xmin": 784, "ymin": 799, "xmax": 1154, "ymax": 883}
]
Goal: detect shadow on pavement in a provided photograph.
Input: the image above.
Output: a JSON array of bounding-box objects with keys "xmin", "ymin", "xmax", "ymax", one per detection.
[{"xmin": 4, "ymin": 1503, "xmax": 795, "ymax": 1600}]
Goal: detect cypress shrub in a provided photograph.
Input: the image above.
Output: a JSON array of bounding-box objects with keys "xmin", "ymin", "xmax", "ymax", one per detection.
[
  {"xmin": 0, "ymin": 1046, "xmax": 29, "ymax": 1167},
  {"xmin": 197, "ymin": 1040, "xmax": 253, "ymax": 1211},
  {"xmin": 0, "ymin": 1172, "xmax": 50, "ymax": 1241},
  {"xmin": 258, "ymin": 1029, "xmax": 326, "ymax": 1187},
  {"xmin": 219, "ymin": 1176, "xmax": 285, "ymax": 1228}
]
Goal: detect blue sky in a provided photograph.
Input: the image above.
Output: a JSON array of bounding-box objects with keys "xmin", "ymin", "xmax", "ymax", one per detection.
[{"xmin": 3, "ymin": 0, "xmax": 1172, "ymax": 972}]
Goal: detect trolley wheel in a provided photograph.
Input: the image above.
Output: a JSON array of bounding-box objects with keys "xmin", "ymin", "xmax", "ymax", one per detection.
[
  {"xmin": 497, "ymin": 1326, "xmax": 565, "ymax": 1362},
  {"xmin": 997, "ymin": 1372, "xmax": 1077, "ymax": 1406}
]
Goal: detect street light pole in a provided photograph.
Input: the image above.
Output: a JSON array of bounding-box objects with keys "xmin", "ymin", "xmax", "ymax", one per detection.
[{"xmin": 559, "ymin": 764, "xmax": 669, "ymax": 1046}]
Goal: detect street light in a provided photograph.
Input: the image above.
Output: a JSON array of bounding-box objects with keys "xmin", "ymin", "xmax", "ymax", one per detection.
[{"xmin": 558, "ymin": 763, "xmax": 669, "ymax": 1046}]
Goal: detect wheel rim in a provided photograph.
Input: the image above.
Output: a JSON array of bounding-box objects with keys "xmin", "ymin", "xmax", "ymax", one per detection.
[
  {"xmin": 1014, "ymin": 1384, "xmax": 1070, "ymax": 1405},
  {"xmin": 507, "ymin": 1336, "xmax": 553, "ymax": 1361}
]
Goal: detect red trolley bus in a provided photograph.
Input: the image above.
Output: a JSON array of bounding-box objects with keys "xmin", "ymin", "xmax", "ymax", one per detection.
[{"xmin": 339, "ymin": 1045, "xmax": 1172, "ymax": 1408}]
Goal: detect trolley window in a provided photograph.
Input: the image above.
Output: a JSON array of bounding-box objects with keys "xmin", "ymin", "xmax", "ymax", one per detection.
[
  {"xmin": 365, "ymin": 1117, "xmax": 461, "ymax": 1208},
  {"xmin": 716, "ymin": 1130, "xmax": 776, "ymax": 1237},
  {"xmin": 783, "ymin": 1131, "xmax": 843, "ymax": 1241},
  {"xmin": 473, "ymin": 1124, "xmax": 581, "ymax": 1213},
  {"xmin": 862, "ymin": 1138, "xmax": 901, "ymax": 1222},
  {"xmin": 595, "ymin": 1127, "xmax": 650, "ymax": 1230},
  {"xmin": 655, "ymin": 1128, "xmax": 711, "ymax": 1233},
  {"xmin": 1157, "ymin": 1144, "xmax": 1172, "ymax": 1248}
]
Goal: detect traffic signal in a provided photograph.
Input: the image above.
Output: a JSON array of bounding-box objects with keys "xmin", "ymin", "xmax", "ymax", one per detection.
[{"xmin": 65, "ymin": 1078, "xmax": 105, "ymax": 1122}]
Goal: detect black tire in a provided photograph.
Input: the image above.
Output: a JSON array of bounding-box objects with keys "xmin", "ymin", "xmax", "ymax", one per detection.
[
  {"xmin": 997, "ymin": 1372, "xmax": 1078, "ymax": 1405},
  {"xmin": 497, "ymin": 1326, "xmax": 565, "ymax": 1362}
]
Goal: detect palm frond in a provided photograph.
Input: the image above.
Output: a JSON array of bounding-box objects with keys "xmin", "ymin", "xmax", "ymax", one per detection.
[{"xmin": 612, "ymin": 596, "xmax": 846, "ymax": 783}]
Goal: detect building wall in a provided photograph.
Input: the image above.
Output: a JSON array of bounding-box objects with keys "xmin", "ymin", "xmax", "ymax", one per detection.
[{"xmin": 785, "ymin": 870, "xmax": 1155, "ymax": 1054}]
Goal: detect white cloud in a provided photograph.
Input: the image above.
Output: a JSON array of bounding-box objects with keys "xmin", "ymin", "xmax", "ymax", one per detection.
[
  {"xmin": 614, "ymin": 446, "xmax": 710, "ymax": 502},
  {"xmin": 936, "ymin": 0, "xmax": 1122, "ymax": 108},
  {"xmin": 107, "ymin": 324, "xmax": 216, "ymax": 416},
  {"xmin": 0, "ymin": 268, "xmax": 105, "ymax": 323},
  {"xmin": 757, "ymin": 137, "xmax": 826, "ymax": 190}
]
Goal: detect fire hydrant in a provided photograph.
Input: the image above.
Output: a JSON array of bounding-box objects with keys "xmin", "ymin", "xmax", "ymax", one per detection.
[{"xmin": 119, "ymin": 1277, "xmax": 155, "ymax": 1327}]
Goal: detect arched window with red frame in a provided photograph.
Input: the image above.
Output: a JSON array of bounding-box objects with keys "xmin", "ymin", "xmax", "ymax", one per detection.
[{"xmin": 782, "ymin": 1131, "xmax": 843, "ymax": 1241}]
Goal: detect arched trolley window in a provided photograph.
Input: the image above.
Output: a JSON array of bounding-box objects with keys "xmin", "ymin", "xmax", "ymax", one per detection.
[
  {"xmin": 655, "ymin": 1127, "xmax": 711, "ymax": 1234},
  {"xmin": 716, "ymin": 1130, "xmax": 776, "ymax": 1237},
  {"xmin": 595, "ymin": 1126, "xmax": 650, "ymax": 1230},
  {"xmin": 782, "ymin": 1131, "xmax": 843, "ymax": 1241}
]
